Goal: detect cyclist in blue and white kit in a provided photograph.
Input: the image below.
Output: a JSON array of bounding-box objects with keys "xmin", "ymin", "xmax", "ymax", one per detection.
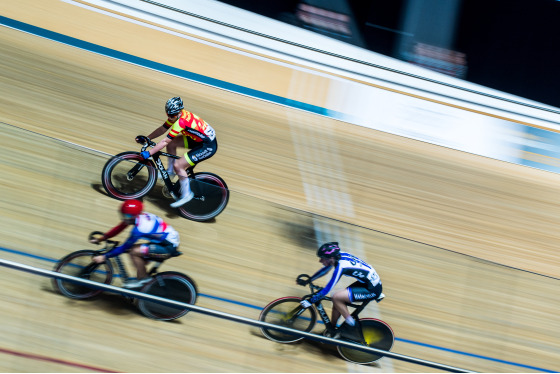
[
  {"xmin": 297, "ymin": 242, "xmax": 384, "ymax": 340},
  {"xmin": 91, "ymin": 200, "xmax": 180, "ymax": 288}
]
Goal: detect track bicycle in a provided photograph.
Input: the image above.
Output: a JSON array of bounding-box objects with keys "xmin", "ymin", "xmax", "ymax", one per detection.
[
  {"xmin": 52, "ymin": 231, "xmax": 198, "ymax": 321},
  {"xmin": 101, "ymin": 135, "xmax": 229, "ymax": 222},
  {"xmin": 259, "ymin": 275, "xmax": 394, "ymax": 364}
]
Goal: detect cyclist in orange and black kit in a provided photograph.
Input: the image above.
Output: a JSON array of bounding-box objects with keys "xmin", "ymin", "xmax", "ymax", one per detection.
[{"xmin": 139, "ymin": 97, "xmax": 217, "ymax": 207}]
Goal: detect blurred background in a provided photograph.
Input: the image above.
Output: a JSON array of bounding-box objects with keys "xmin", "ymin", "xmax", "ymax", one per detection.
[
  {"xmin": 0, "ymin": 0, "xmax": 559, "ymax": 372},
  {"xmin": 218, "ymin": 0, "xmax": 560, "ymax": 108}
]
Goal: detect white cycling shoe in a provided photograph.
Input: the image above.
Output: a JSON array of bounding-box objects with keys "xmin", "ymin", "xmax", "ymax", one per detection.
[
  {"xmin": 123, "ymin": 277, "xmax": 151, "ymax": 289},
  {"xmin": 170, "ymin": 191, "xmax": 194, "ymax": 208}
]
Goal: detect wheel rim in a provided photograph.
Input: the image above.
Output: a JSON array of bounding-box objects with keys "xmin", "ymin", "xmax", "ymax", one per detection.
[
  {"xmin": 259, "ymin": 298, "xmax": 316, "ymax": 343},
  {"xmin": 102, "ymin": 153, "xmax": 157, "ymax": 199},
  {"xmin": 53, "ymin": 252, "xmax": 113, "ymax": 299}
]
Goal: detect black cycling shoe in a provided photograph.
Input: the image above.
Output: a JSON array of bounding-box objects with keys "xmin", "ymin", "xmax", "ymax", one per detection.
[{"xmin": 336, "ymin": 323, "xmax": 363, "ymax": 342}]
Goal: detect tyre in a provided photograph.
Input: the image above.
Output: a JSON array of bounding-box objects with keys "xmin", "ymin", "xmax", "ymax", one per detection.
[
  {"xmin": 137, "ymin": 271, "xmax": 197, "ymax": 321},
  {"xmin": 337, "ymin": 318, "xmax": 394, "ymax": 364},
  {"xmin": 259, "ymin": 297, "xmax": 317, "ymax": 343},
  {"xmin": 52, "ymin": 250, "xmax": 114, "ymax": 299},
  {"xmin": 177, "ymin": 172, "xmax": 229, "ymax": 221},
  {"xmin": 102, "ymin": 151, "xmax": 157, "ymax": 200}
]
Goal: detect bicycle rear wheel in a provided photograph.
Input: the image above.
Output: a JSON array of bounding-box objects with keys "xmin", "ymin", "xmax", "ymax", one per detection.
[
  {"xmin": 137, "ymin": 271, "xmax": 197, "ymax": 321},
  {"xmin": 177, "ymin": 172, "xmax": 229, "ymax": 221},
  {"xmin": 101, "ymin": 151, "xmax": 157, "ymax": 200},
  {"xmin": 337, "ymin": 318, "xmax": 394, "ymax": 364},
  {"xmin": 259, "ymin": 297, "xmax": 317, "ymax": 343},
  {"xmin": 52, "ymin": 250, "xmax": 114, "ymax": 299}
]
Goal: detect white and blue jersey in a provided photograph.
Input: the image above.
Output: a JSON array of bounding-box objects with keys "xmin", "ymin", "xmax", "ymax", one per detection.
[
  {"xmin": 105, "ymin": 213, "xmax": 179, "ymax": 258},
  {"xmin": 309, "ymin": 252, "xmax": 380, "ymax": 303}
]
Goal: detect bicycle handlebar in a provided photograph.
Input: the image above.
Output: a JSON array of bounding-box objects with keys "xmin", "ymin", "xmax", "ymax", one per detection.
[
  {"xmin": 135, "ymin": 135, "xmax": 156, "ymax": 147},
  {"xmin": 296, "ymin": 273, "xmax": 324, "ymax": 299},
  {"xmin": 88, "ymin": 231, "xmax": 119, "ymax": 253},
  {"xmin": 134, "ymin": 135, "xmax": 180, "ymax": 160}
]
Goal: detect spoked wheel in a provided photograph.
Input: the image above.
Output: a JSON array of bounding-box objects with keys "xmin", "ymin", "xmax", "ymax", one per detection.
[
  {"xmin": 102, "ymin": 151, "xmax": 157, "ymax": 200},
  {"xmin": 337, "ymin": 318, "xmax": 394, "ymax": 364},
  {"xmin": 137, "ymin": 271, "xmax": 197, "ymax": 321},
  {"xmin": 52, "ymin": 250, "xmax": 114, "ymax": 299},
  {"xmin": 177, "ymin": 172, "xmax": 229, "ymax": 221},
  {"xmin": 259, "ymin": 297, "xmax": 317, "ymax": 343}
]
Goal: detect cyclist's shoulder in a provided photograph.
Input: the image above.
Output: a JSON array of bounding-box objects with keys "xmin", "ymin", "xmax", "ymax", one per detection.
[
  {"xmin": 134, "ymin": 212, "xmax": 158, "ymax": 226},
  {"xmin": 339, "ymin": 252, "xmax": 369, "ymax": 265}
]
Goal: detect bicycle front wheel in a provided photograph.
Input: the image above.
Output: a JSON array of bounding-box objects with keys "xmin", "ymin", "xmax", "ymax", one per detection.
[
  {"xmin": 52, "ymin": 250, "xmax": 114, "ymax": 299},
  {"xmin": 177, "ymin": 172, "xmax": 229, "ymax": 221},
  {"xmin": 337, "ymin": 318, "xmax": 394, "ymax": 364},
  {"xmin": 101, "ymin": 151, "xmax": 157, "ymax": 200},
  {"xmin": 137, "ymin": 271, "xmax": 198, "ymax": 321},
  {"xmin": 259, "ymin": 297, "xmax": 317, "ymax": 343}
]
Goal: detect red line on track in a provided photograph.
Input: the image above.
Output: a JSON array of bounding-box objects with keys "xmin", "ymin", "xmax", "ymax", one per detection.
[{"xmin": 0, "ymin": 347, "xmax": 119, "ymax": 373}]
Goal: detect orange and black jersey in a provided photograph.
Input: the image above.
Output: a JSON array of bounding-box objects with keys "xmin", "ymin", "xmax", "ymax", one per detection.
[{"xmin": 164, "ymin": 109, "xmax": 216, "ymax": 144}]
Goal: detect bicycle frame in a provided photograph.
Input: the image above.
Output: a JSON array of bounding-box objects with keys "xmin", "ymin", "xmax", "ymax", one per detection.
[
  {"xmin": 91, "ymin": 234, "xmax": 167, "ymax": 284},
  {"xmin": 304, "ymin": 282, "xmax": 372, "ymax": 334},
  {"xmin": 133, "ymin": 137, "xmax": 200, "ymax": 200}
]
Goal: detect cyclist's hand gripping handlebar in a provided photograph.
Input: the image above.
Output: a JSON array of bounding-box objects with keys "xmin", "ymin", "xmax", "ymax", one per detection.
[
  {"xmin": 88, "ymin": 231, "xmax": 118, "ymax": 249},
  {"xmin": 88, "ymin": 231, "xmax": 105, "ymax": 244}
]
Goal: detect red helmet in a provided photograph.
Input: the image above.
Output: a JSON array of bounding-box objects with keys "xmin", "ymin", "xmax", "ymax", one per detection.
[{"xmin": 121, "ymin": 199, "xmax": 143, "ymax": 218}]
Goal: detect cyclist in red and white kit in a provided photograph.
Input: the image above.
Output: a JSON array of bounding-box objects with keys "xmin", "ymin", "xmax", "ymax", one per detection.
[
  {"xmin": 139, "ymin": 97, "xmax": 217, "ymax": 207},
  {"xmin": 91, "ymin": 200, "xmax": 180, "ymax": 288}
]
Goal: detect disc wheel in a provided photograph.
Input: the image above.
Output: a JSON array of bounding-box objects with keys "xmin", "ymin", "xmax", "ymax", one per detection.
[
  {"xmin": 176, "ymin": 172, "xmax": 229, "ymax": 221},
  {"xmin": 137, "ymin": 272, "xmax": 197, "ymax": 321},
  {"xmin": 337, "ymin": 318, "xmax": 394, "ymax": 364}
]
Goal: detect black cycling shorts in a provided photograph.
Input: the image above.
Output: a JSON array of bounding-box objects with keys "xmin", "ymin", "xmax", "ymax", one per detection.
[
  {"xmin": 348, "ymin": 281, "xmax": 382, "ymax": 303},
  {"xmin": 185, "ymin": 138, "xmax": 217, "ymax": 166},
  {"xmin": 143, "ymin": 241, "xmax": 178, "ymax": 260}
]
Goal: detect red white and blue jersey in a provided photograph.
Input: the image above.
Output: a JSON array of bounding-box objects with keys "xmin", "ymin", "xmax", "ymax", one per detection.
[
  {"xmin": 309, "ymin": 252, "xmax": 380, "ymax": 303},
  {"xmin": 104, "ymin": 213, "xmax": 179, "ymax": 258}
]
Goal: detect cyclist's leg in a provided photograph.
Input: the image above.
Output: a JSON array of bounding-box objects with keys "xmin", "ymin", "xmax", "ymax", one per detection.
[
  {"xmin": 129, "ymin": 244, "xmax": 149, "ymax": 279},
  {"xmin": 171, "ymin": 139, "xmax": 217, "ymax": 206},
  {"xmin": 332, "ymin": 288, "xmax": 352, "ymax": 325},
  {"xmin": 184, "ymin": 138, "xmax": 217, "ymax": 170},
  {"xmin": 165, "ymin": 136, "xmax": 183, "ymax": 174},
  {"xmin": 334, "ymin": 282, "xmax": 379, "ymax": 320},
  {"xmin": 125, "ymin": 242, "xmax": 175, "ymax": 287}
]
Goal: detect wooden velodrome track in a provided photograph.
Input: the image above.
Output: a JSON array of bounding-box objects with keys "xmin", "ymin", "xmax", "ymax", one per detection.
[{"xmin": 1, "ymin": 1, "xmax": 559, "ymax": 372}]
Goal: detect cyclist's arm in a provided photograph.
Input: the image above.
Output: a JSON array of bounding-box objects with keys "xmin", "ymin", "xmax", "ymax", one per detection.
[
  {"xmin": 147, "ymin": 123, "xmax": 171, "ymax": 140},
  {"xmin": 101, "ymin": 221, "xmax": 128, "ymax": 241},
  {"xmin": 309, "ymin": 265, "xmax": 342, "ymax": 303},
  {"xmin": 148, "ymin": 137, "xmax": 172, "ymax": 156},
  {"xmin": 310, "ymin": 265, "xmax": 331, "ymax": 281},
  {"xmin": 104, "ymin": 228, "xmax": 139, "ymax": 259}
]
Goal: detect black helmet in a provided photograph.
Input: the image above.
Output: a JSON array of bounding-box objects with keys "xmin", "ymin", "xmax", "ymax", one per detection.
[
  {"xmin": 317, "ymin": 242, "xmax": 341, "ymax": 259},
  {"xmin": 165, "ymin": 96, "xmax": 184, "ymax": 115}
]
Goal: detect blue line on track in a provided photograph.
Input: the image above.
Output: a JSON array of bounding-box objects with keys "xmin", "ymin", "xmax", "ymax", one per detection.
[
  {"xmin": 0, "ymin": 15, "xmax": 557, "ymax": 373},
  {"xmin": 0, "ymin": 16, "xmax": 339, "ymax": 121}
]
